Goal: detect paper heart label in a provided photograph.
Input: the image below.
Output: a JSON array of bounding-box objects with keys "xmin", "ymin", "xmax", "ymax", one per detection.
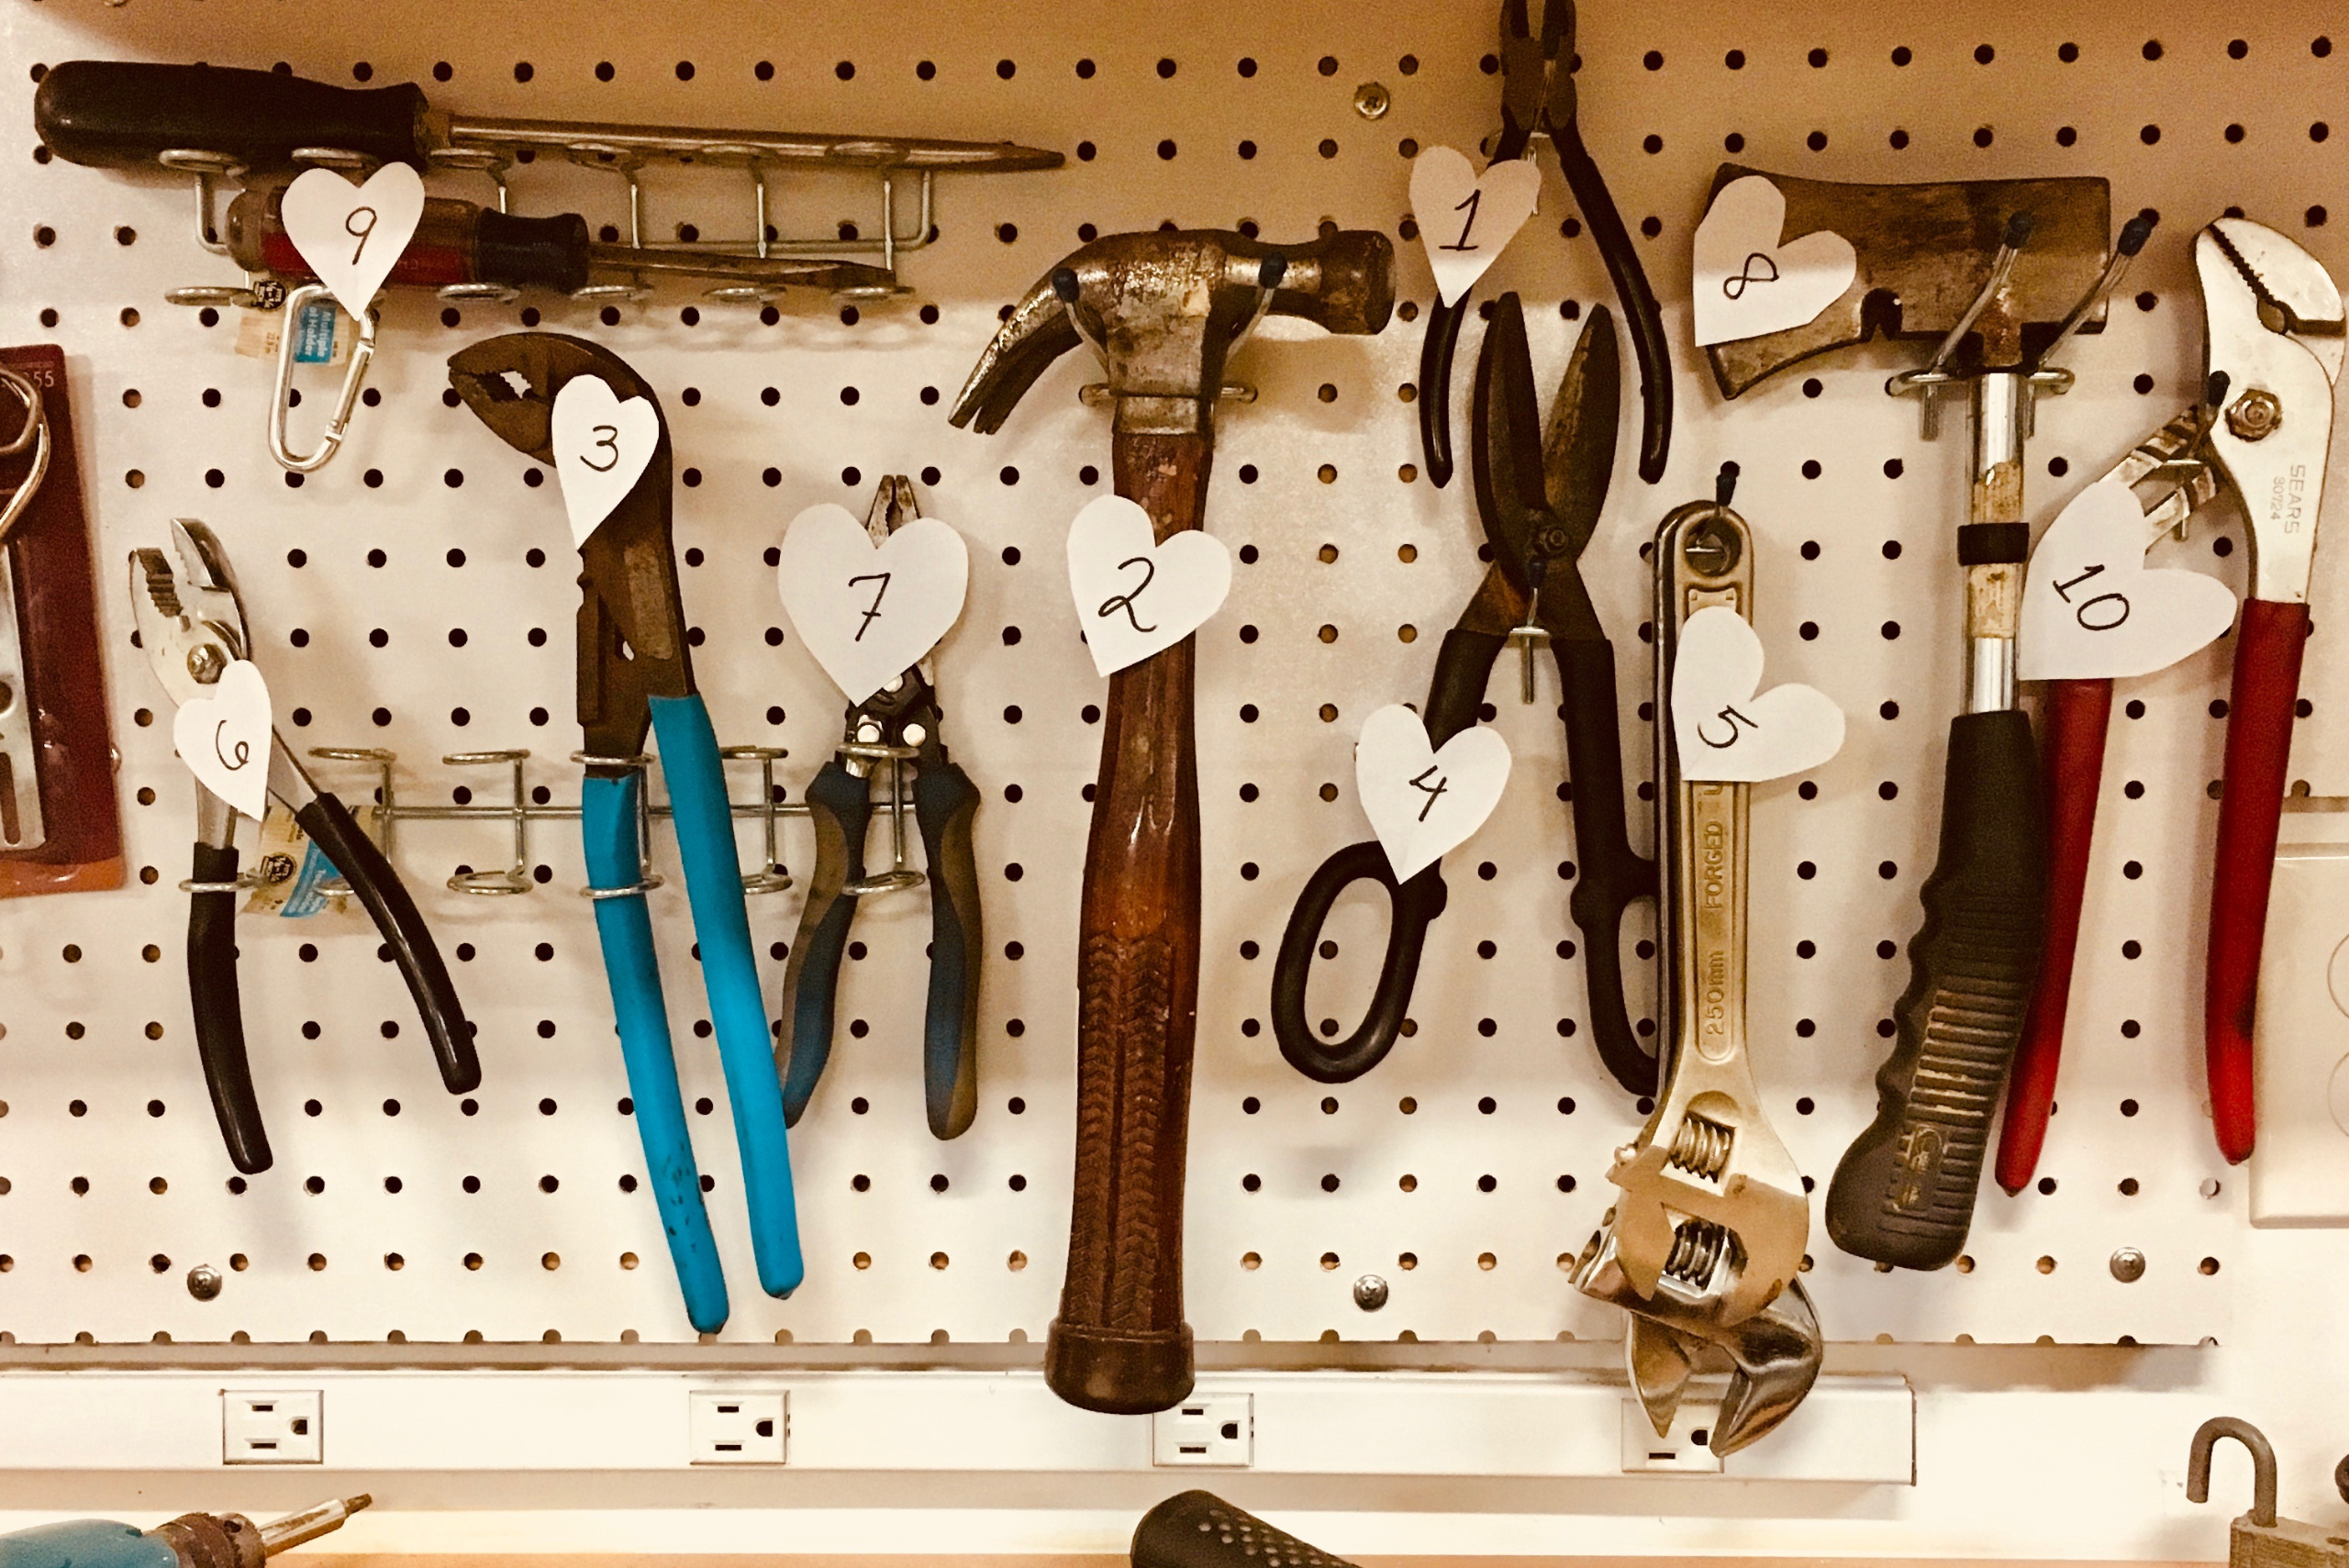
[
  {"xmin": 1671, "ymin": 606, "xmax": 1846, "ymax": 783},
  {"xmin": 173, "ymin": 659, "xmax": 273, "ymax": 819},
  {"xmin": 1692, "ymin": 175, "xmax": 1859, "ymax": 348},
  {"xmin": 1354, "ymin": 705, "xmax": 1513, "ymax": 881},
  {"xmin": 279, "ymin": 161, "xmax": 427, "ymax": 319},
  {"xmin": 2020, "ymin": 478, "xmax": 2240, "ymax": 681},
  {"xmin": 1065, "ymin": 495, "xmax": 1232, "ymax": 677},
  {"xmin": 1409, "ymin": 146, "xmax": 1543, "ymax": 306},
  {"xmin": 551, "ymin": 375, "xmax": 661, "ymax": 548},
  {"xmin": 777, "ymin": 503, "xmax": 971, "ymax": 704}
]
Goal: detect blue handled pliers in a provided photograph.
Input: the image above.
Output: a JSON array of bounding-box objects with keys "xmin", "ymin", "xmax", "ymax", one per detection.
[{"xmin": 447, "ymin": 331, "xmax": 801, "ymax": 1331}]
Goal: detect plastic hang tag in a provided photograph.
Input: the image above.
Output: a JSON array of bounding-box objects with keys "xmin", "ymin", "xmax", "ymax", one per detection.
[
  {"xmin": 234, "ymin": 299, "xmax": 351, "ymax": 365},
  {"xmin": 242, "ymin": 800, "xmax": 369, "ymax": 918}
]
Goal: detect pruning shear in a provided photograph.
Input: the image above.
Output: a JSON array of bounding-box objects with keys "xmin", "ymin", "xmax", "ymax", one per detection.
[
  {"xmin": 1417, "ymin": 0, "xmax": 1670, "ymax": 491},
  {"xmin": 777, "ymin": 475, "xmax": 985, "ymax": 1141},
  {"xmin": 129, "ymin": 518, "xmax": 477, "ymax": 1176},
  {"xmin": 1272, "ymin": 292, "xmax": 1656, "ymax": 1093},
  {"xmin": 448, "ymin": 331, "xmax": 802, "ymax": 1331}
]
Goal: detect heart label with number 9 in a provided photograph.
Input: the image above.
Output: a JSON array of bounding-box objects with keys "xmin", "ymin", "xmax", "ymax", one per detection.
[
  {"xmin": 1065, "ymin": 495, "xmax": 1232, "ymax": 677},
  {"xmin": 550, "ymin": 375, "xmax": 662, "ymax": 548},
  {"xmin": 1354, "ymin": 704, "xmax": 1513, "ymax": 881},
  {"xmin": 1670, "ymin": 606, "xmax": 1846, "ymax": 783},
  {"xmin": 2020, "ymin": 477, "xmax": 2239, "ymax": 680},
  {"xmin": 172, "ymin": 659, "xmax": 273, "ymax": 820},
  {"xmin": 279, "ymin": 161, "xmax": 427, "ymax": 319},
  {"xmin": 1408, "ymin": 147, "xmax": 1542, "ymax": 306},
  {"xmin": 776, "ymin": 502, "xmax": 971, "ymax": 704}
]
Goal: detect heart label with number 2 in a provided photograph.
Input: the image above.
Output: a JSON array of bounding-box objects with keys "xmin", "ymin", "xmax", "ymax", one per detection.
[
  {"xmin": 1065, "ymin": 495, "xmax": 1232, "ymax": 677},
  {"xmin": 1354, "ymin": 705, "xmax": 1513, "ymax": 881},
  {"xmin": 173, "ymin": 659, "xmax": 273, "ymax": 820},
  {"xmin": 776, "ymin": 502, "xmax": 971, "ymax": 704},
  {"xmin": 550, "ymin": 375, "xmax": 661, "ymax": 548},
  {"xmin": 2020, "ymin": 477, "xmax": 2238, "ymax": 681},
  {"xmin": 1409, "ymin": 147, "xmax": 1542, "ymax": 306},
  {"xmin": 1691, "ymin": 174, "xmax": 1858, "ymax": 347},
  {"xmin": 279, "ymin": 162, "xmax": 427, "ymax": 319},
  {"xmin": 1671, "ymin": 606, "xmax": 1845, "ymax": 783}
]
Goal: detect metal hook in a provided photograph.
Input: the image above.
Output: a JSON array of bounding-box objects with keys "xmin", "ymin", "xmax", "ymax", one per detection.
[
  {"xmin": 268, "ymin": 283, "xmax": 378, "ymax": 473},
  {"xmin": 0, "ymin": 365, "xmax": 52, "ymax": 550},
  {"xmin": 442, "ymin": 751, "xmax": 534, "ymax": 895},
  {"xmin": 1888, "ymin": 211, "xmax": 2035, "ymax": 439},
  {"xmin": 837, "ymin": 740, "xmax": 925, "ymax": 896},
  {"xmin": 156, "ymin": 148, "xmax": 246, "ymax": 256},
  {"xmin": 719, "ymin": 744, "xmax": 794, "ymax": 895},
  {"xmin": 2188, "ymin": 1417, "xmax": 2279, "ymax": 1529}
]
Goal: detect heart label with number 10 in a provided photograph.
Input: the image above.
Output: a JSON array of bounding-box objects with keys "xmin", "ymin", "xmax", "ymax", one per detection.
[
  {"xmin": 1408, "ymin": 147, "xmax": 1542, "ymax": 306},
  {"xmin": 278, "ymin": 162, "xmax": 427, "ymax": 319},
  {"xmin": 1064, "ymin": 495, "xmax": 1232, "ymax": 677},
  {"xmin": 2020, "ymin": 476, "xmax": 2239, "ymax": 680},
  {"xmin": 550, "ymin": 375, "xmax": 662, "ymax": 548},
  {"xmin": 1354, "ymin": 704, "xmax": 1513, "ymax": 881}
]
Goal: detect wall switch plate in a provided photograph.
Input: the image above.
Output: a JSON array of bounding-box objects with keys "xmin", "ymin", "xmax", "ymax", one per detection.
[
  {"xmin": 223, "ymin": 1389, "xmax": 322, "ymax": 1463},
  {"xmin": 1620, "ymin": 1397, "xmax": 1724, "ymax": 1473},
  {"xmin": 1152, "ymin": 1393, "xmax": 1252, "ymax": 1466},
  {"xmin": 688, "ymin": 1390, "xmax": 786, "ymax": 1464}
]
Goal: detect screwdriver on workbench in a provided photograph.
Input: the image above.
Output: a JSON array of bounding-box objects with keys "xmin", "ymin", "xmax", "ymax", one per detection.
[{"xmin": 0, "ymin": 1495, "xmax": 367, "ymax": 1568}]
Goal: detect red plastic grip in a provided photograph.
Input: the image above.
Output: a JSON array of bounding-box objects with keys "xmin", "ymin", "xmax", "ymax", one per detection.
[
  {"xmin": 1998, "ymin": 676, "xmax": 2114, "ymax": 1194},
  {"xmin": 2206, "ymin": 596, "xmax": 2310, "ymax": 1164}
]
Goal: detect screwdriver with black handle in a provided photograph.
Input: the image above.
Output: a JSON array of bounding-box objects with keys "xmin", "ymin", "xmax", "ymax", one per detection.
[{"xmin": 0, "ymin": 1496, "xmax": 366, "ymax": 1568}]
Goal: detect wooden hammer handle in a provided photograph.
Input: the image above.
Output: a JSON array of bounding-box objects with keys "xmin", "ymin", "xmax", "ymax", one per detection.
[{"xmin": 1046, "ymin": 430, "xmax": 1208, "ymax": 1414}]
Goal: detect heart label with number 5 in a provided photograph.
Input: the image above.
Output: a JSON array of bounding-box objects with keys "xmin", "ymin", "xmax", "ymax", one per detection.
[
  {"xmin": 1065, "ymin": 495, "xmax": 1232, "ymax": 677},
  {"xmin": 1691, "ymin": 174, "xmax": 1858, "ymax": 347},
  {"xmin": 777, "ymin": 502, "xmax": 971, "ymax": 704},
  {"xmin": 2020, "ymin": 477, "xmax": 2238, "ymax": 681},
  {"xmin": 1670, "ymin": 606, "xmax": 1845, "ymax": 783},
  {"xmin": 1409, "ymin": 147, "xmax": 1542, "ymax": 306},
  {"xmin": 551, "ymin": 375, "xmax": 661, "ymax": 548},
  {"xmin": 1354, "ymin": 705, "xmax": 1513, "ymax": 881},
  {"xmin": 173, "ymin": 659, "xmax": 273, "ymax": 820},
  {"xmin": 279, "ymin": 161, "xmax": 426, "ymax": 319}
]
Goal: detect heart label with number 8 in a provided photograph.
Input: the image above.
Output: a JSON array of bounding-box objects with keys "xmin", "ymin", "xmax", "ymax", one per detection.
[
  {"xmin": 1408, "ymin": 147, "xmax": 1542, "ymax": 306},
  {"xmin": 2019, "ymin": 476, "xmax": 2239, "ymax": 681},
  {"xmin": 279, "ymin": 162, "xmax": 427, "ymax": 319},
  {"xmin": 551, "ymin": 375, "xmax": 662, "ymax": 548},
  {"xmin": 1354, "ymin": 704, "xmax": 1513, "ymax": 880},
  {"xmin": 1065, "ymin": 495, "xmax": 1232, "ymax": 677}
]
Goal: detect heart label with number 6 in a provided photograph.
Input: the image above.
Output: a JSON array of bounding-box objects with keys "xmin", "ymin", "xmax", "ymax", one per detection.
[
  {"xmin": 1409, "ymin": 147, "xmax": 1542, "ymax": 306},
  {"xmin": 279, "ymin": 161, "xmax": 427, "ymax": 319},
  {"xmin": 173, "ymin": 659, "xmax": 273, "ymax": 820},
  {"xmin": 1065, "ymin": 495, "xmax": 1232, "ymax": 677},
  {"xmin": 550, "ymin": 375, "xmax": 662, "ymax": 548},
  {"xmin": 1354, "ymin": 705, "xmax": 1513, "ymax": 881},
  {"xmin": 777, "ymin": 502, "xmax": 971, "ymax": 704},
  {"xmin": 1691, "ymin": 174, "xmax": 1858, "ymax": 347},
  {"xmin": 1670, "ymin": 606, "xmax": 1846, "ymax": 783},
  {"xmin": 2020, "ymin": 477, "xmax": 2239, "ymax": 681}
]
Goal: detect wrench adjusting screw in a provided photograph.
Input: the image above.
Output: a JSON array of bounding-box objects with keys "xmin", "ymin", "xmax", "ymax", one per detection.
[
  {"xmin": 1352, "ymin": 1273, "xmax": 1390, "ymax": 1310},
  {"xmin": 186, "ymin": 1263, "xmax": 223, "ymax": 1301},
  {"xmin": 1353, "ymin": 82, "xmax": 1392, "ymax": 119},
  {"xmin": 2109, "ymin": 1247, "xmax": 2146, "ymax": 1284},
  {"xmin": 2225, "ymin": 387, "xmax": 2284, "ymax": 441}
]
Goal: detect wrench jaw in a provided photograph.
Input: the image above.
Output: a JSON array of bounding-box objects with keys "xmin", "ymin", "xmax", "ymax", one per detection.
[{"xmin": 1606, "ymin": 1091, "xmax": 1809, "ymax": 1324}]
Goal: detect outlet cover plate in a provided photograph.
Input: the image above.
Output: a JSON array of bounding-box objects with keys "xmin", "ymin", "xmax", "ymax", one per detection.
[
  {"xmin": 223, "ymin": 1389, "xmax": 323, "ymax": 1464},
  {"xmin": 1152, "ymin": 1394, "xmax": 1253, "ymax": 1467},
  {"xmin": 689, "ymin": 1389, "xmax": 787, "ymax": 1465}
]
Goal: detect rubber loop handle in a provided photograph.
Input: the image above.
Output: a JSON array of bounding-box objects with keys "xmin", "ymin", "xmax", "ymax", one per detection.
[
  {"xmin": 914, "ymin": 761, "xmax": 985, "ymax": 1140},
  {"xmin": 1557, "ymin": 637, "xmax": 1661, "ymax": 1094},
  {"xmin": 776, "ymin": 759, "xmax": 871, "ymax": 1127},
  {"xmin": 1416, "ymin": 295, "xmax": 1472, "ymax": 489},
  {"xmin": 1553, "ymin": 121, "xmax": 1674, "ymax": 484},
  {"xmin": 187, "ymin": 840, "xmax": 270, "ymax": 1174},
  {"xmin": 1271, "ymin": 842, "xmax": 1447, "ymax": 1083}
]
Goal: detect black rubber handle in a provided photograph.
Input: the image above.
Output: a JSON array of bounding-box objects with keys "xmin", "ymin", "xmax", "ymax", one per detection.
[
  {"xmin": 1826, "ymin": 709, "xmax": 2048, "ymax": 1269},
  {"xmin": 777, "ymin": 759, "xmax": 871, "ymax": 1125},
  {"xmin": 294, "ymin": 794, "xmax": 480, "ymax": 1095},
  {"xmin": 35, "ymin": 61, "xmax": 429, "ymax": 171},
  {"xmin": 1553, "ymin": 122, "xmax": 1673, "ymax": 484},
  {"xmin": 1271, "ymin": 842, "xmax": 1448, "ymax": 1082},
  {"xmin": 1131, "ymin": 1492, "xmax": 1359, "ymax": 1568},
  {"xmin": 914, "ymin": 760, "xmax": 984, "ymax": 1140},
  {"xmin": 475, "ymin": 208, "xmax": 595, "ymax": 295},
  {"xmin": 1416, "ymin": 295, "xmax": 1473, "ymax": 489},
  {"xmin": 187, "ymin": 840, "xmax": 271, "ymax": 1175},
  {"xmin": 1557, "ymin": 637, "xmax": 1661, "ymax": 1095}
]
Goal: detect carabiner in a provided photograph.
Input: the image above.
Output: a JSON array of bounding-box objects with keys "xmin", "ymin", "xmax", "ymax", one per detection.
[
  {"xmin": 268, "ymin": 282, "xmax": 378, "ymax": 473},
  {"xmin": 0, "ymin": 363, "xmax": 52, "ymax": 548}
]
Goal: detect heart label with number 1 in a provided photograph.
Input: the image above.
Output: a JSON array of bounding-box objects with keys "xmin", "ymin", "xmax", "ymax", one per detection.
[
  {"xmin": 551, "ymin": 375, "xmax": 661, "ymax": 548},
  {"xmin": 1354, "ymin": 705, "xmax": 1513, "ymax": 881},
  {"xmin": 173, "ymin": 659, "xmax": 273, "ymax": 820},
  {"xmin": 1409, "ymin": 147, "xmax": 1542, "ymax": 306},
  {"xmin": 279, "ymin": 162, "xmax": 426, "ymax": 319},
  {"xmin": 1671, "ymin": 606, "xmax": 1846, "ymax": 783},
  {"xmin": 1065, "ymin": 495, "xmax": 1232, "ymax": 677},
  {"xmin": 1692, "ymin": 174, "xmax": 1858, "ymax": 347},
  {"xmin": 777, "ymin": 502, "xmax": 971, "ymax": 704},
  {"xmin": 2020, "ymin": 477, "xmax": 2239, "ymax": 681}
]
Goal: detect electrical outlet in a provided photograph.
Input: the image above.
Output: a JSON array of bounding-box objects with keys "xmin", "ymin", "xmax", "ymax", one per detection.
[
  {"xmin": 689, "ymin": 1390, "xmax": 786, "ymax": 1464},
  {"xmin": 1152, "ymin": 1393, "xmax": 1252, "ymax": 1466},
  {"xmin": 1620, "ymin": 1397, "xmax": 1723, "ymax": 1473},
  {"xmin": 223, "ymin": 1389, "xmax": 323, "ymax": 1464}
]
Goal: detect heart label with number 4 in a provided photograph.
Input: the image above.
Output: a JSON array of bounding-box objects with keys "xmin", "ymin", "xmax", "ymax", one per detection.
[
  {"xmin": 1409, "ymin": 147, "xmax": 1542, "ymax": 306},
  {"xmin": 1065, "ymin": 495, "xmax": 1232, "ymax": 677},
  {"xmin": 279, "ymin": 161, "xmax": 426, "ymax": 319},
  {"xmin": 2020, "ymin": 477, "xmax": 2238, "ymax": 681},
  {"xmin": 173, "ymin": 659, "xmax": 273, "ymax": 820},
  {"xmin": 1671, "ymin": 606, "xmax": 1845, "ymax": 783},
  {"xmin": 1692, "ymin": 174, "xmax": 1858, "ymax": 347},
  {"xmin": 551, "ymin": 375, "xmax": 661, "ymax": 548},
  {"xmin": 776, "ymin": 503, "xmax": 971, "ymax": 704},
  {"xmin": 1354, "ymin": 705, "xmax": 1513, "ymax": 881}
]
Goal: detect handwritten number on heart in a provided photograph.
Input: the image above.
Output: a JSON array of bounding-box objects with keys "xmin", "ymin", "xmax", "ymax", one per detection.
[
  {"xmin": 1697, "ymin": 705, "xmax": 1759, "ymax": 750},
  {"xmin": 1408, "ymin": 763, "xmax": 1450, "ymax": 821},
  {"xmin": 1097, "ymin": 555, "xmax": 1159, "ymax": 634},
  {"xmin": 2052, "ymin": 564, "xmax": 2130, "ymax": 630},
  {"xmin": 345, "ymin": 206, "xmax": 378, "ymax": 265},
  {"xmin": 849, "ymin": 572, "xmax": 891, "ymax": 641},
  {"xmin": 1442, "ymin": 189, "xmax": 1483, "ymax": 252},
  {"xmin": 579, "ymin": 424, "xmax": 621, "ymax": 473},
  {"xmin": 213, "ymin": 720, "xmax": 251, "ymax": 773},
  {"xmin": 1722, "ymin": 251, "xmax": 1780, "ymax": 300}
]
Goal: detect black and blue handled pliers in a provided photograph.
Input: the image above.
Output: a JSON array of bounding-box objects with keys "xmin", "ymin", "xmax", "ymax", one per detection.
[
  {"xmin": 777, "ymin": 475, "xmax": 984, "ymax": 1140},
  {"xmin": 448, "ymin": 331, "xmax": 801, "ymax": 1333}
]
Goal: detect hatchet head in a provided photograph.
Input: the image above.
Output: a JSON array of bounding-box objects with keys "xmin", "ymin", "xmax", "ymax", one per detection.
[{"xmin": 1702, "ymin": 165, "xmax": 2114, "ymax": 397}]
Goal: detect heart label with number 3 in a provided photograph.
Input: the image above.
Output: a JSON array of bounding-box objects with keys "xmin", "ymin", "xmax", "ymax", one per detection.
[
  {"xmin": 1671, "ymin": 606, "xmax": 1846, "ymax": 783},
  {"xmin": 1354, "ymin": 705, "xmax": 1513, "ymax": 881},
  {"xmin": 551, "ymin": 375, "xmax": 661, "ymax": 548},
  {"xmin": 1409, "ymin": 147, "xmax": 1542, "ymax": 306},
  {"xmin": 1065, "ymin": 495, "xmax": 1232, "ymax": 677},
  {"xmin": 173, "ymin": 659, "xmax": 273, "ymax": 820},
  {"xmin": 776, "ymin": 503, "xmax": 971, "ymax": 704},
  {"xmin": 279, "ymin": 161, "xmax": 427, "ymax": 319},
  {"xmin": 1692, "ymin": 174, "xmax": 1858, "ymax": 347},
  {"xmin": 2020, "ymin": 477, "xmax": 2239, "ymax": 681}
]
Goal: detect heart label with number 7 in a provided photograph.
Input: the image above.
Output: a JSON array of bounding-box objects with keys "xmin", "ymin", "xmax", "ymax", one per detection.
[
  {"xmin": 550, "ymin": 375, "xmax": 662, "ymax": 549},
  {"xmin": 1354, "ymin": 705, "xmax": 1513, "ymax": 881},
  {"xmin": 278, "ymin": 161, "xmax": 427, "ymax": 319},
  {"xmin": 1064, "ymin": 495, "xmax": 1232, "ymax": 677},
  {"xmin": 2019, "ymin": 477, "xmax": 2239, "ymax": 681},
  {"xmin": 1408, "ymin": 147, "xmax": 1542, "ymax": 306},
  {"xmin": 776, "ymin": 502, "xmax": 971, "ymax": 704}
]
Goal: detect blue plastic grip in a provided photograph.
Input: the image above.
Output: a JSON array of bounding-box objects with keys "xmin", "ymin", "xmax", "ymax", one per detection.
[
  {"xmin": 650, "ymin": 694, "xmax": 805, "ymax": 1297},
  {"xmin": 0, "ymin": 1521, "xmax": 175, "ymax": 1568},
  {"xmin": 583, "ymin": 771, "xmax": 729, "ymax": 1333}
]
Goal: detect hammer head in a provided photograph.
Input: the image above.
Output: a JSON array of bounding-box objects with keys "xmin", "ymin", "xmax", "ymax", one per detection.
[
  {"xmin": 950, "ymin": 228, "xmax": 1394, "ymax": 439},
  {"xmin": 1703, "ymin": 165, "xmax": 2112, "ymax": 396}
]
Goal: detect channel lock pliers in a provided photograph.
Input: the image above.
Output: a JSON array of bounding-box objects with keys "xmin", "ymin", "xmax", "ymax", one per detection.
[
  {"xmin": 777, "ymin": 475, "xmax": 985, "ymax": 1140},
  {"xmin": 1273, "ymin": 291, "xmax": 1656, "ymax": 1093},
  {"xmin": 130, "ymin": 519, "xmax": 477, "ymax": 1175},
  {"xmin": 448, "ymin": 332, "xmax": 801, "ymax": 1330},
  {"xmin": 1417, "ymin": 0, "xmax": 1670, "ymax": 490}
]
